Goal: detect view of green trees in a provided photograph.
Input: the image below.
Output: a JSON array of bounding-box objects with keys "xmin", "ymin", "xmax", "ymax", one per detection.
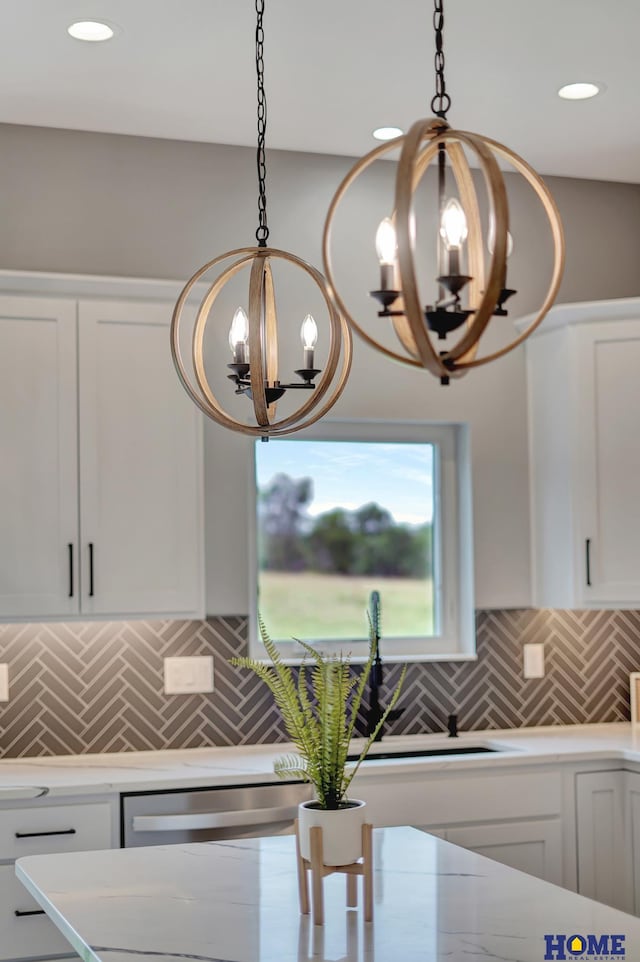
[{"xmin": 258, "ymin": 473, "xmax": 433, "ymax": 579}]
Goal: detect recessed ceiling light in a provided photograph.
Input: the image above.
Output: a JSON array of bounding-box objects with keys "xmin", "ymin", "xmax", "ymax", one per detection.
[
  {"xmin": 557, "ymin": 82, "xmax": 602, "ymax": 101},
  {"xmin": 373, "ymin": 126, "xmax": 403, "ymax": 141},
  {"xmin": 67, "ymin": 20, "xmax": 115, "ymax": 42}
]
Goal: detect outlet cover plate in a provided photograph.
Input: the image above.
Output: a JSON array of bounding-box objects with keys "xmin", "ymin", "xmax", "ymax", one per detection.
[
  {"xmin": 164, "ymin": 656, "xmax": 214, "ymax": 695},
  {"xmin": 523, "ymin": 643, "xmax": 545, "ymax": 679},
  {"xmin": 0, "ymin": 664, "xmax": 9, "ymax": 701}
]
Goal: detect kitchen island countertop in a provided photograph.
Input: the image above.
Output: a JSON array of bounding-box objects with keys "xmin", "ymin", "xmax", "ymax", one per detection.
[
  {"xmin": 16, "ymin": 825, "xmax": 640, "ymax": 962},
  {"xmin": 2, "ymin": 722, "xmax": 640, "ymax": 798}
]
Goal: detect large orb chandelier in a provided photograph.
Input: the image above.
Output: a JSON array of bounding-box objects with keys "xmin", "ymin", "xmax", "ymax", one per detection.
[
  {"xmin": 171, "ymin": 0, "xmax": 351, "ymax": 437},
  {"xmin": 322, "ymin": 0, "xmax": 565, "ymax": 385}
]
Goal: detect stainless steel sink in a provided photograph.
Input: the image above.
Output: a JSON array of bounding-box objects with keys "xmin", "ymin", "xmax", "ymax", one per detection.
[{"xmin": 347, "ymin": 745, "xmax": 501, "ymax": 761}]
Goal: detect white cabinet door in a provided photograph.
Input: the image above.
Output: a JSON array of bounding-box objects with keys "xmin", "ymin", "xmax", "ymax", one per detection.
[
  {"xmin": 0, "ymin": 864, "xmax": 72, "ymax": 961},
  {"xmin": 576, "ymin": 320, "xmax": 640, "ymax": 604},
  {"xmin": 625, "ymin": 771, "xmax": 640, "ymax": 915},
  {"xmin": 445, "ymin": 819, "xmax": 563, "ymax": 885},
  {"xmin": 526, "ymin": 299, "xmax": 640, "ymax": 608},
  {"xmin": 575, "ymin": 770, "xmax": 628, "ymax": 912},
  {"xmin": 0, "ymin": 296, "xmax": 79, "ymax": 618},
  {"xmin": 78, "ymin": 300, "xmax": 203, "ymax": 617}
]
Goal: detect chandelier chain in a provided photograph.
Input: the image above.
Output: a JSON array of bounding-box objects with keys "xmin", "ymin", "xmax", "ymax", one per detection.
[
  {"xmin": 430, "ymin": 0, "xmax": 451, "ymax": 120},
  {"xmin": 255, "ymin": 0, "xmax": 269, "ymax": 246}
]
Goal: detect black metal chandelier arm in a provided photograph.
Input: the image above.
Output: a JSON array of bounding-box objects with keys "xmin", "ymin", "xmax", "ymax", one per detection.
[
  {"xmin": 430, "ymin": 0, "xmax": 451, "ymax": 120},
  {"xmin": 255, "ymin": 0, "xmax": 269, "ymax": 246}
]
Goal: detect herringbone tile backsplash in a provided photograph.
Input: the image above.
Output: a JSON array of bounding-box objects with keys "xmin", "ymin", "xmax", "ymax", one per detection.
[{"xmin": 0, "ymin": 610, "xmax": 639, "ymax": 757}]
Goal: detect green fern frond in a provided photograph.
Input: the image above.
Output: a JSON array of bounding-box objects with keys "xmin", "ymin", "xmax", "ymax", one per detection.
[
  {"xmin": 231, "ymin": 618, "xmax": 313, "ymax": 761},
  {"xmin": 292, "ymin": 638, "xmax": 324, "ymax": 665},
  {"xmin": 296, "ymin": 665, "xmax": 321, "ymax": 787},
  {"xmin": 273, "ymin": 753, "xmax": 311, "ymax": 783},
  {"xmin": 230, "ymin": 614, "xmax": 406, "ymax": 809}
]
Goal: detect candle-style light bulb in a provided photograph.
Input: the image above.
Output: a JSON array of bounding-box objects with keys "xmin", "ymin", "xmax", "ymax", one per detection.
[
  {"xmin": 375, "ymin": 217, "xmax": 398, "ymax": 291},
  {"xmin": 375, "ymin": 217, "xmax": 397, "ymax": 265},
  {"xmin": 487, "ymin": 220, "xmax": 516, "ymax": 315},
  {"xmin": 228, "ymin": 306, "xmax": 249, "ymax": 364},
  {"xmin": 440, "ymin": 198, "xmax": 468, "ymax": 250},
  {"xmin": 439, "ymin": 198, "xmax": 468, "ymax": 276},
  {"xmin": 487, "ymin": 219, "xmax": 514, "ymax": 258},
  {"xmin": 300, "ymin": 313, "xmax": 318, "ymax": 369}
]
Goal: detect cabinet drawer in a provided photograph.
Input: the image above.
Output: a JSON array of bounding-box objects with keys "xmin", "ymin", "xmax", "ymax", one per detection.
[
  {"xmin": 356, "ymin": 768, "xmax": 563, "ymax": 828},
  {"xmin": 0, "ymin": 802, "xmax": 113, "ymax": 861},
  {"xmin": 0, "ymin": 864, "xmax": 72, "ymax": 960}
]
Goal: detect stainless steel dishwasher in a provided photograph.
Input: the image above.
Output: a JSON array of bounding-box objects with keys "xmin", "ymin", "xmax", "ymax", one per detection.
[{"xmin": 122, "ymin": 781, "xmax": 312, "ymax": 847}]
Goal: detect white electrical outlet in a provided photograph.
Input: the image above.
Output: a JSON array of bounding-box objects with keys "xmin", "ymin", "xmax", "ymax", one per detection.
[
  {"xmin": 0, "ymin": 664, "xmax": 9, "ymax": 701},
  {"xmin": 523, "ymin": 643, "xmax": 545, "ymax": 679},
  {"xmin": 164, "ymin": 656, "xmax": 214, "ymax": 695}
]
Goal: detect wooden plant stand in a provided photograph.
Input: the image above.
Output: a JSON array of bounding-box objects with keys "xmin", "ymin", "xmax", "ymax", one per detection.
[{"xmin": 295, "ymin": 819, "xmax": 373, "ymax": 925}]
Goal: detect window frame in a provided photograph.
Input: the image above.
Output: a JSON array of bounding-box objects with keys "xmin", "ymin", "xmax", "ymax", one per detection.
[{"xmin": 248, "ymin": 418, "xmax": 475, "ymax": 663}]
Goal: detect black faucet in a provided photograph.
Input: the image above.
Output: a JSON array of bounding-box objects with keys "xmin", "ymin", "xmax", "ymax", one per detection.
[{"xmin": 365, "ymin": 591, "xmax": 405, "ymax": 741}]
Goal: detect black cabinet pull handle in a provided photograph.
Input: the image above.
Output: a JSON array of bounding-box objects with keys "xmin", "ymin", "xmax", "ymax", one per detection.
[
  {"xmin": 585, "ymin": 538, "xmax": 592, "ymax": 587},
  {"xmin": 68, "ymin": 543, "xmax": 74, "ymax": 598},
  {"xmin": 14, "ymin": 909, "xmax": 45, "ymax": 918},
  {"xmin": 89, "ymin": 542, "xmax": 94, "ymax": 597},
  {"xmin": 15, "ymin": 828, "xmax": 76, "ymax": 839}
]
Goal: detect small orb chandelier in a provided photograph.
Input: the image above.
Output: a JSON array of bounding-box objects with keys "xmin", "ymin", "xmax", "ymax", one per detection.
[
  {"xmin": 322, "ymin": 0, "xmax": 565, "ymax": 385},
  {"xmin": 171, "ymin": 0, "xmax": 351, "ymax": 437}
]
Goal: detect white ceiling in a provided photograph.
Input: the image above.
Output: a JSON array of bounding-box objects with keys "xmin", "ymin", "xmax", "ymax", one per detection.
[{"xmin": 1, "ymin": 0, "xmax": 639, "ymax": 183}]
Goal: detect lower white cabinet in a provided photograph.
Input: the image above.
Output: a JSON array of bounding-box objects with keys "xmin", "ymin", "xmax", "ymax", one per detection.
[
  {"xmin": 576, "ymin": 770, "xmax": 626, "ymax": 911},
  {"xmin": 0, "ymin": 865, "xmax": 71, "ymax": 960},
  {"xmin": 0, "ymin": 800, "xmax": 114, "ymax": 861},
  {"xmin": 574, "ymin": 769, "xmax": 640, "ymax": 914},
  {"xmin": 361, "ymin": 762, "xmax": 640, "ymax": 909},
  {"xmin": 3, "ymin": 794, "xmax": 118, "ymax": 962},
  {"xmin": 355, "ymin": 766, "xmax": 565, "ymax": 885},
  {"xmin": 444, "ymin": 818, "xmax": 563, "ymax": 885},
  {"xmin": 626, "ymin": 771, "xmax": 640, "ymax": 915},
  {"xmin": 355, "ymin": 767, "xmax": 562, "ymax": 827}
]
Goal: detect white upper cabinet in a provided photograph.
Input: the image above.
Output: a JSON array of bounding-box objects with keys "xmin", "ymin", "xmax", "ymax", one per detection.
[
  {"xmin": 0, "ymin": 296, "xmax": 79, "ymax": 617},
  {"xmin": 525, "ymin": 297, "xmax": 640, "ymax": 608},
  {"xmin": 0, "ymin": 285, "xmax": 203, "ymax": 621},
  {"xmin": 78, "ymin": 300, "xmax": 203, "ymax": 617}
]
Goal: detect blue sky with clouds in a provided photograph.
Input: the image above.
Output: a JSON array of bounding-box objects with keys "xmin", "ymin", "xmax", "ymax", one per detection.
[{"xmin": 255, "ymin": 439, "xmax": 434, "ymax": 525}]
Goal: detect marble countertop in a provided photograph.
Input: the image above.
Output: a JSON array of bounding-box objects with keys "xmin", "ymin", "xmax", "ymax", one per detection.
[
  {"xmin": 3, "ymin": 723, "xmax": 640, "ymax": 798},
  {"xmin": 16, "ymin": 825, "xmax": 640, "ymax": 962}
]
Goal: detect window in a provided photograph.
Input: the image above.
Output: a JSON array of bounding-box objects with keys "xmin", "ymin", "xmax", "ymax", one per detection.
[{"xmin": 249, "ymin": 420, "xmax": 475, "ymax": 662}]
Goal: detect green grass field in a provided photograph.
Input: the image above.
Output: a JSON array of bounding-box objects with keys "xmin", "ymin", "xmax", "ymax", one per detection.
[{"xmin": 258, "ymin": 571, "xmax": 433, "ymax": 641}]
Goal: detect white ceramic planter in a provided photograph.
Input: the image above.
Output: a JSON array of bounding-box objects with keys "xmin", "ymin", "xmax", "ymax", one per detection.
[{"xmin": 298, "ymin": 798, "xmax": 366, "ymax": 866}]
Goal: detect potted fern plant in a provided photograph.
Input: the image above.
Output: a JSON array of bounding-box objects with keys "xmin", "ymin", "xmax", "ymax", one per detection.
[{"xmin": 230, "ymin": 617, "xmax": 406, "ymax": 866}]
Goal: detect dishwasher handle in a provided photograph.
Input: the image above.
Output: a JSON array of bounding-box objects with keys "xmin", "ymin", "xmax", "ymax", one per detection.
[{"xmin": 131, "ymin": 804, "xmax": 298, "ymax": 833}]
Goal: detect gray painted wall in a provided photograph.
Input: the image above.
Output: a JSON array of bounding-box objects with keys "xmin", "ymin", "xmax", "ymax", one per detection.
[
  {"xmin": 2, "ymin": 123, "xmax": 640, "ymax": 613},
  {"xmin": 3, "ymin": 124, "xmax": 640, "ymax": 301}
]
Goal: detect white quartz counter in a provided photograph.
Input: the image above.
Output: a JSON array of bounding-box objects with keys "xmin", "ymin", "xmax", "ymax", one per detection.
[
  {"xmin": 16, "ymin": 825, "xmax": 640, "ymax": 962},
  {"xmin": 2, "ymin": 723, "xmax": 640, "ymax": 798}
]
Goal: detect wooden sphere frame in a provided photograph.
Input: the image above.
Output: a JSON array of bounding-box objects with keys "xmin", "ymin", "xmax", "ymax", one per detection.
[
  {"xmin": 170, "ymin": 246, "xmax": 352, "ymax": 437},
  {"xmin": 322, "ymin": 117, "xmax": 565, "ymax": 380}
]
